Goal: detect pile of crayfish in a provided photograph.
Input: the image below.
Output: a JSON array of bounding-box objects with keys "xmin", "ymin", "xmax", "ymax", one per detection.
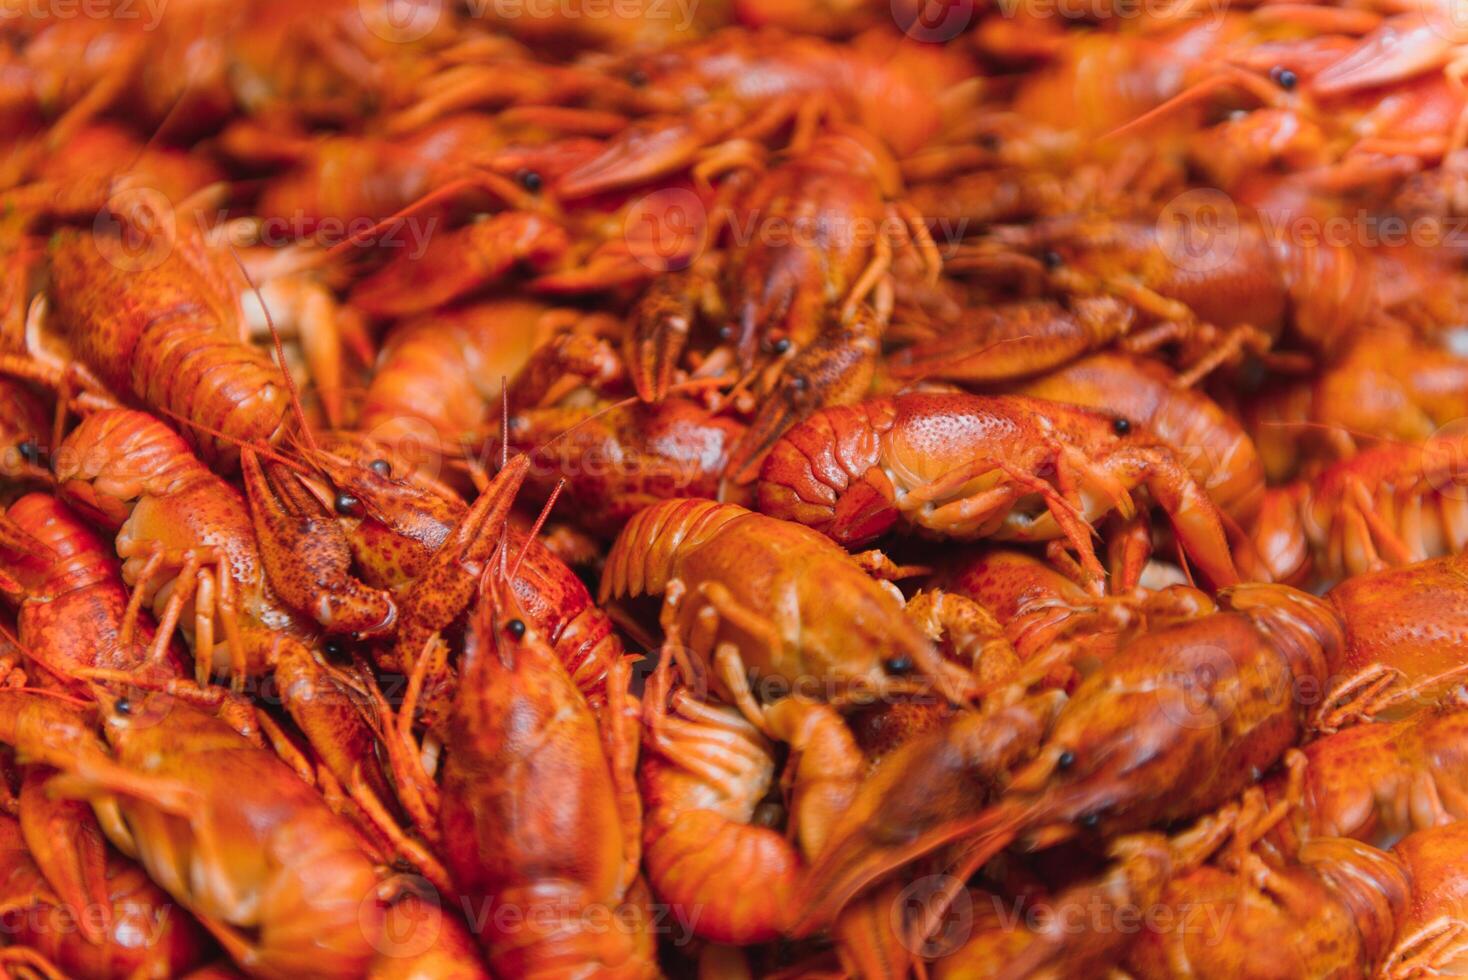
[{"xmin": 9, "ymin": 0, "xmax": 1468, "ymax": 976}]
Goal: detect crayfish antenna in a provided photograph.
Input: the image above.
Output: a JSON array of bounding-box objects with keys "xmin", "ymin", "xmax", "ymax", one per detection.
[
  {"xmin": 511, "ymin": 479, "xmax": 566, "ymax": 582},
  {"xmin": 474, "ymin": 558, "xmax": 520, "ymax": 673},
  {"xmin": 151, "ymin": 406, "xmax": 313, "ymax": 477},
  {"xmin": 1103, "ymin": 66, "xmax": 1292, "ymax": 142},
  {"xmin": 500, "ymin": 378, "xmax": 510, "ymax": 470},
  {"xmin": 226, "ymin": 246, "xmax": 323, "ymax": 461},
  {"xmin": 1256, "ymin": 416, "xmax": 1420, "ymax": 453},
  {"xmin": 312, "ymin": 171, "xmax": 550, "ymax": 269},
  {"xmin": 498, "ymin": 380, "xmax": 511, "ymax": 583},
  {"xmin": 0, "ymin": 620, "xmax": 89, "ymax": 697},
  {"xmin": 0, "ymin": 513, "xmax": 54, "ymax": 565}
]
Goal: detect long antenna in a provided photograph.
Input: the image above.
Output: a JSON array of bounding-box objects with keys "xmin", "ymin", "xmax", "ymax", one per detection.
[
  {"xmin": 510, "ymin": 479, "xmax": 565, "ymax": 581},
  {"xmin": 225, "ymin": 244, "xmax": 322, "ymax": 462},
  {"xmin": 1103, "ymin": 66, "xmax": 1292, "ymax": 142},
  {"xmin": 152, "ymin": 405, "xmax": 314, "ymax": 477}
]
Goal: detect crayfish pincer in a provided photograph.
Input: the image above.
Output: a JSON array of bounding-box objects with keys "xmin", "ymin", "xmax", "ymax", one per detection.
[{"xmin": 794, "ymin": 582, "xmax": 1344, "ymax": 937}]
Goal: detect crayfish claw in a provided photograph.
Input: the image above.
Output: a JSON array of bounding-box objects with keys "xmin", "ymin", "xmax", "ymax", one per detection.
[
  {"xmin": 240, "ymin": 448, "xmax": 397, "ymax": 637},
  {"xmin": 628, "ymin": 271, "xmax": 701, "ymax": 403}
]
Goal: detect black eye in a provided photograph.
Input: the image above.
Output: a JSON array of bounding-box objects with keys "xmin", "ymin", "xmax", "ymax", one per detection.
[
  {"xmin": 883, "ymin": 655, "xmax": 914, "ymax": 676},
  {"xmin": 1079, "ymin": 812, "xmax": 1102, "ymax": 830},
  {"xmin": 515, "ymin": 169, "xmax": 543, "ymax": 193},
  {"xmin": 1041, "ymin": 250, "xmax": 1063, "ymax": 270},
  {"xmin": 1056, "ymin": 749, "xmax": 1076, "ymax": 770},
  {"xmin": 1269, "ymin": 66, "xmax": 1298, "ymax": 90},
  {"xmin": 368, "ymin": 458, "xmax": 391, "ymax": 476},
  {"xmin": 1113, "ymin": 417, "xmax": 1131, "ymax": 436},
  {"xmin": 770, "ymin": 337, "xmax": 791, "ymax": 355},
  {"xmin": 334, "ymin": 492, "xmax": 360, "ymax": 515},
  {"xmin": 324, "ymin": 639, "xmax": 344, "ymax": 657},
  {"xmin": 626, "ymin": 68, "xmax": 649, "ymax": 87},
  {"xmin": 718, "ymin": 324, "xmax": 735, "ymax": 341},
  {"xmin": 114, "ymin": 697, "xmax": 131, "ymax": 716},
  {"xmin": 16, "ymin": 441, "xmax": 36, "ymax": 460},
  {"xmin": 506, "ymin": 619, "xmax": 526, "ymax": 640},
  {"xmin": 788, "ymin": 375, "xmax": 808, "ymax": 392}
]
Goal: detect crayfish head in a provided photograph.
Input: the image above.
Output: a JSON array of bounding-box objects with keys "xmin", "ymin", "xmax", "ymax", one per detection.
[
  {"xmin": 1006, "ymin": 679, "xmax": 1224, "ymax": 844},
  {"xmin": 93, "ymin": 687, "xmax": 185, "ymax": 745},
  {"xmin": 729, "ymin": 306, "xmax": 883, "ymax": 487},
  {"xmin": 793, "ymin": 697, "xmax": 1062, "ymax": 935},
  {"xmin": 463, "ymin": 554, "xmax": 554, "ymax": 682},
  {"xmin": 297, "ymin": 436, "xmax": 464, "ymax": 586}
]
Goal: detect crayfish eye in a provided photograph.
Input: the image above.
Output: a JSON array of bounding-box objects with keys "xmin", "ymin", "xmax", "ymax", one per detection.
[
  {"xmin": 113, "ymin": 697, "xmax": 132, "ymax": 716},
  {"xmin": 883, "ymin": 655, "xmax": 915, "ymax": 676},
  {"xmin": 1112, "ymin": 417, "xmax": 1131, "ymax": 436},
  {"xmin": 323, "ymin": 639, "xmax": 344, "ymax": 657},
  {"xmin": 1269, "ymin": 66, "xmax": 1298, "ymax": 90},
  {"xmin": 334, "ymin": 492, "xmax": 361, "ymax": 515},
  {"xmin": 718, "ymin": 324, "xmax": 736, "ymax": 341},
  {"xmin": 1056, "ymin": 749, "xmax": 1076, "ymax": 770},
  {"xmin": 770, "ymin": 337, "xmax": 792, "ymax": 355},
  {"xmin": 1079, "ymin": 811, "xmax": 1102, "ymax": 830},
  {"xmin": 368, "ymin": 458, "xmax": 391, "ymax": 477},
  {"xmin": 506, "ymin": 618, "xmax": 527, "ymax": 640},
  {"xmin": 1041, "ymin": 250, "xmax": 1064, "ymax": 270},
  {"xmin": 514, "ymin": 169, "xmax": 543, "ymax": 193},
  {"xmin": 787, "ymin": 375, "xmax": 808, "ymax": 395},
  {"xmin": 16, "ymin": 441, "xmax": 36, "ymax": 460}
]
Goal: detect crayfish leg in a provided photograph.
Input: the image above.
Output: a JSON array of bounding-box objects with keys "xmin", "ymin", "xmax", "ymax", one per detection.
[{"xmin": 598, "ymin": 655, "xmax": 644, "ymax": 888}]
